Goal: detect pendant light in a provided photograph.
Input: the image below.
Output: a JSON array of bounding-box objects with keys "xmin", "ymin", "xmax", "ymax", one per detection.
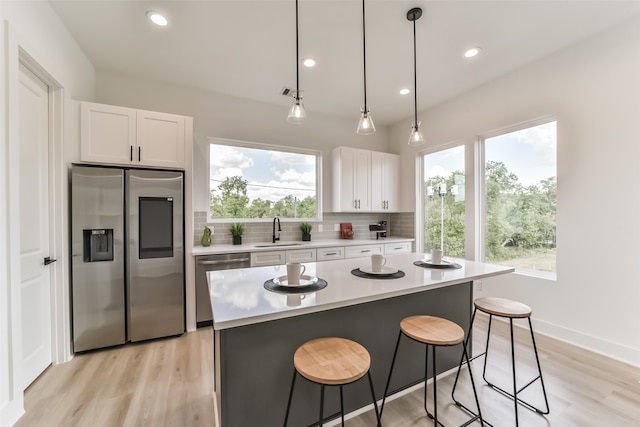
[
  {"xmin": 287, "ymin": 0, "xmax": 306, "ymax": 124},
  {"xmin": 356, "ymin": 0, "xmax": 375, "ymax": 135},
  {"xmin": 407, "ymin": 7, "xmax": 424, "ymax": 145}
]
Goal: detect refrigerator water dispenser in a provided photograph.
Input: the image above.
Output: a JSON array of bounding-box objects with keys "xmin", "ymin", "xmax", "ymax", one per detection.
[{"xmin": 83, "ymin": 229, "xmax": 113, "ymax": 262}]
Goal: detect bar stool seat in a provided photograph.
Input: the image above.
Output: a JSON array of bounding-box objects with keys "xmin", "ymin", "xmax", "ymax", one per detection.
[
  {"xmin": 284, "ymin": 337, "xmax": 380, "ymax": 426},
  {"xmin": 453, "ymin": 297, "xmax": 550, "ymax": 427},
  {"xmin": 475, "ymin": 297, "xmax": 531, "ymax": 318},
  {"xmin": 381, "ymin": 315, "xmax": 483, "ymax": 426}
]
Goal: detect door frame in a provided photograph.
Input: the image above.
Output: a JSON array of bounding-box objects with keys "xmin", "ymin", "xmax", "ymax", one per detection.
[
  {"xmin": 17, "ymin": 48, "xmax": 69, "ymax": 365},
  {"xmin": 9, "ymin": 45, "xmax": 69, "ymax": 368}
]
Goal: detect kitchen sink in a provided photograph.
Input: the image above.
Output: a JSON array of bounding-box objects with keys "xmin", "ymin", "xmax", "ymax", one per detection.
[{"xmin": 253, "ymin": 242, "xmax": 303, "ymax": 248}]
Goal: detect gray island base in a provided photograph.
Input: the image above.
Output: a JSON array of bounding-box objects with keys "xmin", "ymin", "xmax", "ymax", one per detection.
[{"xmin": 208, "ymin": 254, "xmax": 514, "ymax": 426}]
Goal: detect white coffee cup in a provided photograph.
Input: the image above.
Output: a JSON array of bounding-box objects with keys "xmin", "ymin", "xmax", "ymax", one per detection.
[
  {"xmin": 371, "ymin": 254, "xmax": 387, "ymax": 272},
  {"xmin": 286, "ymin": 263, "xmax": 306, "ymax": 285},
  {"xmin": 430, "ymin": 248, "xmax": 444, "ymax": 265}
]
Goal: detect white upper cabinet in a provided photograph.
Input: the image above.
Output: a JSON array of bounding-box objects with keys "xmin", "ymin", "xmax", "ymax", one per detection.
[
  {"xmin": 371, "ymin": 151, "xmax": 399, "ymax": 211},
  {"xmin": 136, "ymin": 110, "xmax": 185, "ymax": 169},
  {"xmin": 332, "ymin": 147, "xmax": 371, "ymax": 212},
  {"xmin": 333, "ymin": 147, "xmax": 400, "ymax": 212},
  {"xmin": 80, "ymin": 102, "xmax": 136, "ymax": 165},
  {"xmin": 80, "ymin": 101, "xmax": 187, "ymax": 169}
]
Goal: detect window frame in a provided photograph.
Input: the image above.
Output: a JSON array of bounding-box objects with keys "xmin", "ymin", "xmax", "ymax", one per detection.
[
  {"xmin": 478, "ymin": 116, "xmax": 557, "ymax": 279},
  {"xmin": 416, "ymin": 140, "xmax": 467, "ymax": 257},
  {"xmin": 207, "ymin": 137, "xmax": 323, "ymax": 223}
]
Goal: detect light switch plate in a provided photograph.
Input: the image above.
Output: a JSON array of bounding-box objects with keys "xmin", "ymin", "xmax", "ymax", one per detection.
[{"xmin": 334, "ymin": 224, "xmax": 340, "ymax": 232}]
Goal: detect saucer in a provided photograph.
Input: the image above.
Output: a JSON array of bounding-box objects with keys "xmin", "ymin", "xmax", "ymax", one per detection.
[
  {"xmin": 359, "ymin": 266, "xmax": 399, "ymax": 275},
  {"xmin": 424, "ymin": 259, "xmax": 452, "ymax": 266},
  {"xmin": 273, "ymin": 275, "xmax": 318, "ymax": 287}
]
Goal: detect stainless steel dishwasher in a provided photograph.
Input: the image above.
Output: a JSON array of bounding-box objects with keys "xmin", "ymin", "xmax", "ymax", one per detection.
[{"xmin": 196, "ymin": 252, "xmax": 250, "ymax": 327}]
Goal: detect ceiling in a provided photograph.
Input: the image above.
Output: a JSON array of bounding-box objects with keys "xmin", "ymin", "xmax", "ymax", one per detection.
[{"xmin": 49, "ymin": 0, "xmax": 640, "ymax": 127}]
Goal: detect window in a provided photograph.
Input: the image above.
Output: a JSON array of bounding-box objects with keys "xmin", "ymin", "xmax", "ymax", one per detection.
[
  {"xmin": 483, "ymin": 120, "xmax": 557, "ymax": 274},
  {"xmin": 422, "ymin": 145, "xmax": 465, "ymax": 256},
  {"xmin": 208, "ymin": 138, "xmax": 321, "ymax": 221}
]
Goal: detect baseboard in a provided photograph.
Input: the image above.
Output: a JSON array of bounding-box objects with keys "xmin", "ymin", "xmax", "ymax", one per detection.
[
  {"xmin": 1, "ymin": 399, "xmax": 25, "ymax": 427},
  {"xmin": 531, "ymin": 317, "xmax": 640, "ymax": 368}
]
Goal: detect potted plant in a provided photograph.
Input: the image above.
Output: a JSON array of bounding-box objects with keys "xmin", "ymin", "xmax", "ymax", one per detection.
[
  {"xmin": 229, "ymin": 223, "xmax": 244, "ymax": 245},
  {"xmin": 300, "ymin": 222, "xmax": 312, "ymax": 241}
]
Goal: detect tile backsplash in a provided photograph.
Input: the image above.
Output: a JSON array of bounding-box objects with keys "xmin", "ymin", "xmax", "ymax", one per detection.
[{"xmin": 193, "ymin": 211, "xmax": 415, "ymax": 246}]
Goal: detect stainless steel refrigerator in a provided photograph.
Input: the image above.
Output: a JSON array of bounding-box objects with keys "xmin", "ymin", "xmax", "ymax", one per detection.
[{"xmin": 71, "ymin": 164, "xmax": 185, "ymax": 352}]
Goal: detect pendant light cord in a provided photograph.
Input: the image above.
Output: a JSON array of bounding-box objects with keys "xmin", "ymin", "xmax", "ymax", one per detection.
[
  {"xmin": 412, "ymin": 16, "xmax": 418, "ymax": 126},
  {"xmin": 295, "ymin": 0, "xmax": 300, "ymax": 98},
  {"xmin": 362, "ymin": 0, "xmax": 367, "ymax": 110}
]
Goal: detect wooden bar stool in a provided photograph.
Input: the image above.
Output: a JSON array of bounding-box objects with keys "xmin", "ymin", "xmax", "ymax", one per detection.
[
  {"xmin": 284, "ymin": 337, "xmax": 380, "ymax": 426},
  {"xmin": 380, "ymin": 315, "xmax": 483, "ymax": 426},
  {"xmin": 453, "ymin": 297, "xmax": 550, "ymax": 427}
]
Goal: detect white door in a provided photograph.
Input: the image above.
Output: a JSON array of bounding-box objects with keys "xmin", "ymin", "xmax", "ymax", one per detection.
[{"xmin": 19, "ymin": 63, "xmax": 53, "ymax": 388}]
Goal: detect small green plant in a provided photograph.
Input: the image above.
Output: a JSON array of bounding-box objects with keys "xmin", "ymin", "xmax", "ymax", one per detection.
[
  {"xmin": 229, "ymin": 223, "xmax": 244, "ymax": 237},
  {"xmin": 300, "ymin": 222, "xmax": 312, "ymax": 234}
]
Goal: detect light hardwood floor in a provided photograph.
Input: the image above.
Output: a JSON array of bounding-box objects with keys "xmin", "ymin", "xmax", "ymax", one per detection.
[{"xmin": 15, "ymin": 316, "xmax": 640, "ymax": 426}]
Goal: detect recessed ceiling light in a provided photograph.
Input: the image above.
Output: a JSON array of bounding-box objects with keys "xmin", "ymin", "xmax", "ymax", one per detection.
[
  {"xmin": 302, "ymin": 58, "xmax": 316, "ymax": 68},
  {"xmin": 399, "ymin": 88, "xmax": 410, "ymax": 95},
  {"xmin": 464, "ymin": 47, "xmax": 481, "ymax": 58},
  {"xmin": 146, "ymin": 11, "xmax": 168, "ymax": 27}
]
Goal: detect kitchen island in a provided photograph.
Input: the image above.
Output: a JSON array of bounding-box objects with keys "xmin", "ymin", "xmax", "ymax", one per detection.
[{"xmin": 207, "ymin": 253, "xmax": 513, "ymax": 426}]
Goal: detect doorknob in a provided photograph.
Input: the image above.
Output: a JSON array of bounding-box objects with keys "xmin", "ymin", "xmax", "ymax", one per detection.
[{"xmin": 44, "ymin": 257, "xmax": 57, "ymax": 266}]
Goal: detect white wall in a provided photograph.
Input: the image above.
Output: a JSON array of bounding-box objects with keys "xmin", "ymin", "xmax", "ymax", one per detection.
[
  {"xmin": 1, "ymin": 1, "xmax": 95, "ymax": 425},
  {"xmin": 392, "ymin": 16, "xmax": 640, "ymax": 366}
]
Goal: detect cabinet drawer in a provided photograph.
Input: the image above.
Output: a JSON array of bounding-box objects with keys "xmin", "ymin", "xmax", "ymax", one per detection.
[
  {"xmin": 317, "ymin": 247, "xmax": 345, "ymax": 261},
  {"xmin": 285, "ymin": 248, "xmax": 317, "ymax": 263},
  {"xmin": 250, "ymin": 251, "xmax": 286, "ymax": 267},
  {"xmin": 344, "ymin": 244, "xmax": 383, "ymax": 259},
  {"xmin": 384, "ymin": 242, "xmax": 412, "ymax": 255}
]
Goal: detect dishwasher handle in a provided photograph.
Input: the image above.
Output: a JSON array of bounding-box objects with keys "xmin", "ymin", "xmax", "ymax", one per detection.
[{"xmin": 198, "ymin": 258, "xmax": 250, "ymax": 266}]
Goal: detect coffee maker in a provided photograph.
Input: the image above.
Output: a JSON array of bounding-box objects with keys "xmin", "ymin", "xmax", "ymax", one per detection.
[{"xmin": 369, "ymin": 221, "xmax": 387, "ymax": 240}]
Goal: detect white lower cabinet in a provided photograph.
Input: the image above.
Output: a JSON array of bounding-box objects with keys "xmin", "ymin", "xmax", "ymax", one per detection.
[
  {"xmin": 344, "ymin": 244, "xmax": 384, "ymax": 259},
  {"xmin": 251, "ymin": 249, "xmax": 317, "ymax": 267},
  {"xmin": 249, "ymin": 241, "xmax": 411, "ymax": 266},
  {"xmin": 250, "ymin": 251, "xmax": 286, "ymax": 267},
  {"xmin": 316, "ymin": 247, "xmax": 345, "ymax": 261},
  {"xmin": 285, "ymin": 248, "xmax": 317, "ymax": 263},
  {"xmin": 384, "ymin": 242, "xmax": 412, "ymax": 255}
]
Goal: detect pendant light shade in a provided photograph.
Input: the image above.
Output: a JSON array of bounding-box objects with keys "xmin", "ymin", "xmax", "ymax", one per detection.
[
  {"xmin": 407, "ymin": 7, "xmax": 424, "ymax": 146},
  {"xmin": 357, "ymin": 107, "xmax": 376, "ymax": 135},
  {"xmin": 287, "ymin": 0, "xmax": 306, "ymax": 124},
  {"xmin": 356, "ymin": 0, "xmax": 376, "ymax": 135},
  {"xmin": 287, "ymin": 91, "xmax": 306, "ymax": 124}
]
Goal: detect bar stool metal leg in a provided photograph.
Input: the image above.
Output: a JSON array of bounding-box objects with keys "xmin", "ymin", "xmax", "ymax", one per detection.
[
  {"xmin": 284, "ymin": 369, "xmax": 297, "ymax": 427},
  {"xmin": 379, "ymin": 330, "xmax": 403, "ymax": 419},
  {"xmin": 454, "ymin": 298, "xmax": 550, "ymax": 427},
  {"xmin": 381, "ymin": 320, "xmax": 483, "ymax": 427}
]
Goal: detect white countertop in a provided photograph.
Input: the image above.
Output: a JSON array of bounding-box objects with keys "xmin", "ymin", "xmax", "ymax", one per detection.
[
  {"xmin": 207, "ymin": 253, "xmax": 514, "ymax": 330},
  {"xmin": 192, "ymin": 237, "xmax": 413, "ymax": 256}
]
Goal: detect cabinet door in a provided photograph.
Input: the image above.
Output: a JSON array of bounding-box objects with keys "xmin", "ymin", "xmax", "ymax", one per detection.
[
  {"xmin": 136, "ymin": 111, "xmax": 185, "ymax": 169},
  {"xmin": 384, "ymin": 241, "xmax": 412, "ymax": 255},
  {"xmin": 353, "ymin": 149, "xmax": 371, "ymax": 210},
  {"xmin": 344, "ymin": 244, "xmax": 383, "ymax": 259},
  {"xmin": 285, "ymin": 248, "xmax": 317, "ymax": 263},
  {"xmin": 333, "ymin": 147, "xmax": 370, "ymax": 212},
  {"xmin": 371, "ymin": 152, "xmax": 400, "ymax": 211},
  {"xmin": 335, "ymin": 148, "xmax": 357, "ymax": 211},
  {"xmin": 250, "ymin": 251, "xmax": 286, "ymax": 267},
  {"xmin": 316, "ymin": 246, "xmax": 345, "ymax": 261},
  {"xmin": 383, "ymin": 153, "xmax": 399, "ymax": 211},
  {"xmin": 80, "ymin": 102, "xmax": 136, "ymax": 165}
]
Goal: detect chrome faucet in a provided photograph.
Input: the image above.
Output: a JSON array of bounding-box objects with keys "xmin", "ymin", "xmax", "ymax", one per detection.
[{"xmin": 272, "ymin": 217, "xmax": 281, "ymax": 243}]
